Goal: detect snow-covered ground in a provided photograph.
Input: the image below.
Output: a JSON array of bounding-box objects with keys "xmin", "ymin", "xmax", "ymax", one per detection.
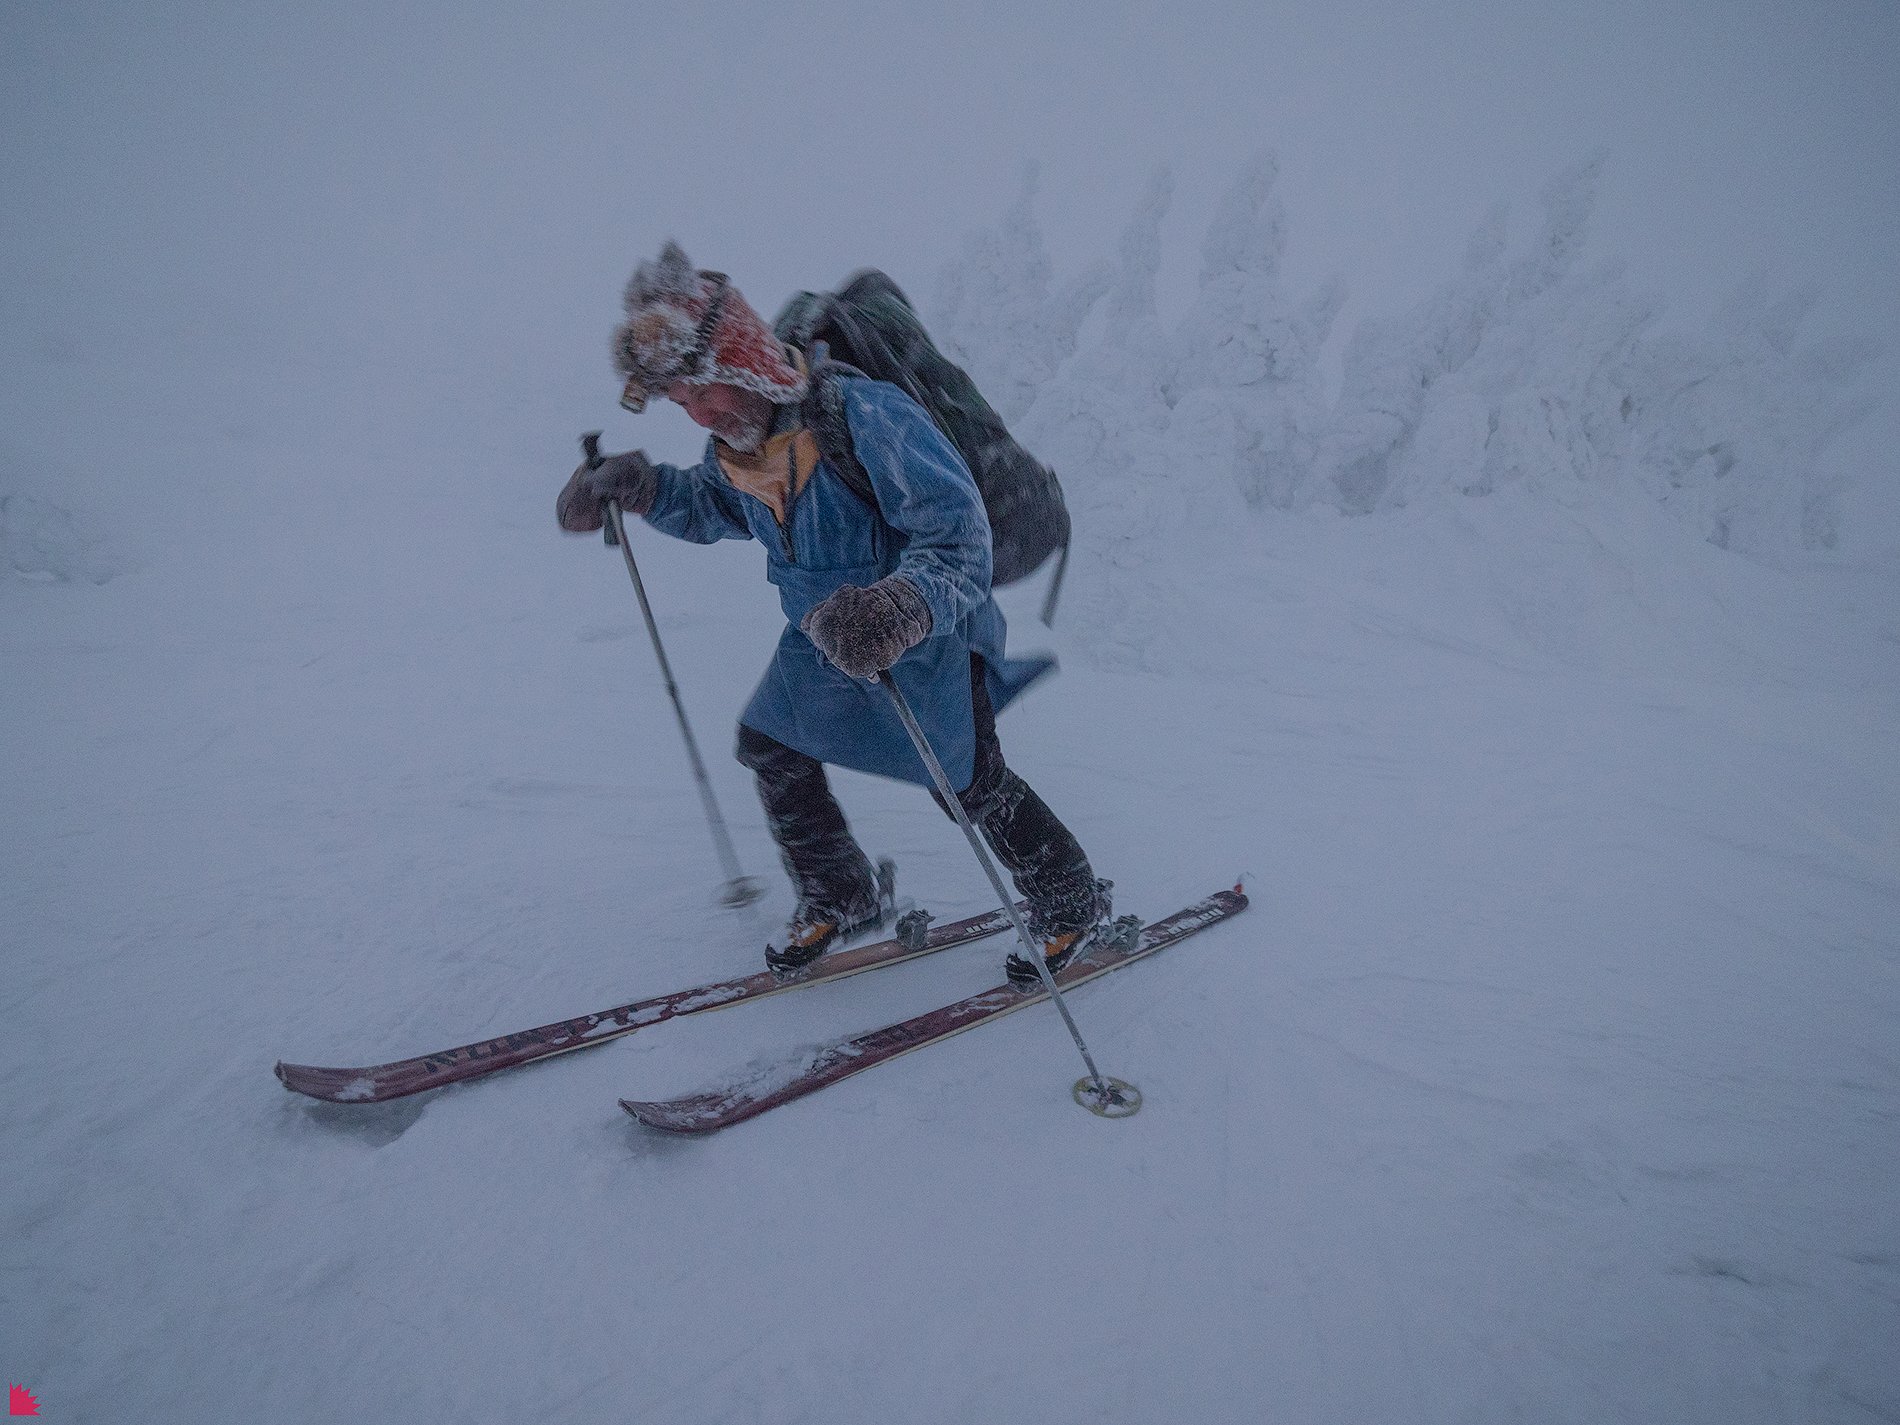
[
  {"xmin": 6, "ymin": 4, "xmax": 1899, "ymax": 1421},
  {"xmin": 6, "ymin": 360, "xmax": 1897, "ymax": 1418}
]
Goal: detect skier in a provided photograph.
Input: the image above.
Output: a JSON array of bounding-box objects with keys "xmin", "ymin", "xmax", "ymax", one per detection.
[{"xmin": 558, "ymin": 242, "xmax": 1109, "ymax": 987}]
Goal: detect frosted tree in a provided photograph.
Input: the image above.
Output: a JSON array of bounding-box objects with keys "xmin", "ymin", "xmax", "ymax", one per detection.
[
  {"xmin": 1376, "ymin": 256, "xmax": 1660, "ymax": 508},
  {"xmin": 1502, "ymin": 153, "xmax": 1605, "ymax": 310},
  {"xmin": 1165, "ymin": 149, "xmax": 1343, "ymax": 509},
  {"xmin": 1613, "ymin": 277, "xmax": 1883, "ymax": 552},
  {"xmin": 941, "ymin": 148, "xmax": 1883, "ymax": 670},
  {"xmin": 1016, "ymin": 168, "xmax": 1199, "ymax": 667},
  {"xmin": 931, "ymin": 164, "xmax": 1113, "ymax": 424},
  {"xmin": 1016, "ymin": 165, "xmax": 1177, "ymax": 480},
  {"xmin": 1319, "ymin": 159, "xmax": 1610, "ymax": 513},
  {"xmin": 1318, "ymin": 205, "xmax": 1509, "ymax": 513},
  {"xmin": 1310, "ymin": 150, "xmax": 1882, "ymax": 552}
]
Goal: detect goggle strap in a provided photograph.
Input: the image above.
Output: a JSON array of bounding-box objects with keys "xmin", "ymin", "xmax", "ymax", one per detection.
[
  {"xmin": 683, "ymin": 272, "xmax": 730, "ymax": 379},
  {"xmin": 618, "ymin": 271, "xmax": 731, "ymax": 414}
]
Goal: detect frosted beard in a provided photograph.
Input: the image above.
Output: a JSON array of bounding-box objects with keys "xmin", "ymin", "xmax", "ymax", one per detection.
[{"xmin": 711, "ymin": 405, "xmax": 772, "ymax": 454}]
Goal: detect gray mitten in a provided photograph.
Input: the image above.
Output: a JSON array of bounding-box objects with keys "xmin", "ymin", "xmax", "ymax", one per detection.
[
  {"xmin": 557, "ymin": 449, "xmax": 658, "ymax": 533},
  {"xmin": 800, "ymin": 577, "xmax": 933, "ymax": 679}
]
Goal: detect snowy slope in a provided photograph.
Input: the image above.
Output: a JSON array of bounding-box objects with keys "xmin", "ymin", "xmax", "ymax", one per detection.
[
  {"xmin": 4, "ymin": 346, "xmax": 1897, "ymax": 1420},
  {"xmin": 6, "ymin": 4, "xmax": 1900, "ymax": 1421}
]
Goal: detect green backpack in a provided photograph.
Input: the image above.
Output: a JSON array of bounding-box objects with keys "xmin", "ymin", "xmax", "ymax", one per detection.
[{"xmin": 775, "ymin": 271, "xmax": 1071, "ymax": 620}]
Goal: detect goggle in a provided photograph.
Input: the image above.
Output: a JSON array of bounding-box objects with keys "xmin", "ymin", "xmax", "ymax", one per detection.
[{"xmin": 619, "ymin": 271, "xmax": 730, "ymax": 414}]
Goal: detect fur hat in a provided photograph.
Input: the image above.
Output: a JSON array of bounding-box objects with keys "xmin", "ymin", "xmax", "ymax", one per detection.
[{"xmin": 611, "ymin": 242, "xmax": 808, "ymax": 412}]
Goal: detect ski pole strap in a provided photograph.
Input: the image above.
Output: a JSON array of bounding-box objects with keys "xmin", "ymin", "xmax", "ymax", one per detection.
[
  {"xmin": 1039, "ymin": 538, "xmax": 1070, "ymax": 627},
  {"xmin": 579, "ymin": 431, "xmax": 619, "ymax": 547}
]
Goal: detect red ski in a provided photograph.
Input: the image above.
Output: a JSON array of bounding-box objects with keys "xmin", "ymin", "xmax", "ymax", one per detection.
[
  {"xmin": 275, "ymin": 904, "xmax": 1019, "ymax": 1104},
  {"xmin": 620, "ymin": 886, "xmax": 1248, "ymax": 1134}
]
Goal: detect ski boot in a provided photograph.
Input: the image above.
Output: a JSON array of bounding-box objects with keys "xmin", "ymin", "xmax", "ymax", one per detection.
[
  {"xmin": 1005, "ymin": 879, "xmax": 1117, "ymax": 989},
  {"xmin": 765, "ymin": 858, "xmax": 898, "ymax": 976}
]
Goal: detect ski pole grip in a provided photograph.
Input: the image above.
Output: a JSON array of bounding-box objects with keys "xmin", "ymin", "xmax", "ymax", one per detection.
[{"xmin": 578, "ymin": 431, "xmax": 618, "ymax": 546}]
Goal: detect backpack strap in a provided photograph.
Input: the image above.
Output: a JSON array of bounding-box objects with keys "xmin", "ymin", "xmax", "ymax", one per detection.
[
  {"xmin": 800, "ymin": 343, "xmax": 880, "ymax": 513},
  {"xmin": 796, "ymin": 337, "xmax": 1068, "ymax": 624}
]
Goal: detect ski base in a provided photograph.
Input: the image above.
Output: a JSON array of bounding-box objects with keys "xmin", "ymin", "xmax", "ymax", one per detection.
[
  {"xmin": 275, "ymin": 903, "xmax": 1020, "ymax": 1104},
  {"xmin": 619, "ymin": 886, "xmax": 1248, "ymax": 1134}
]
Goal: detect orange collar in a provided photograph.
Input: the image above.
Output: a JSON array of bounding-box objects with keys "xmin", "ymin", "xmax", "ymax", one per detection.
[{"xmin": 715, "ymin": 426, "xmax": 822, "ymax": 526}]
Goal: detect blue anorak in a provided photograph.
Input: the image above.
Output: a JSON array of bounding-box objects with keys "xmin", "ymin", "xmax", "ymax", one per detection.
[{"xmin": 639, "ymin": 376, "xmax": 1051, "ymax": 790}]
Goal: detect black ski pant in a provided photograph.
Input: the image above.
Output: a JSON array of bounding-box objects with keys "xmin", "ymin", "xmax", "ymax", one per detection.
[{"xmin": 735, "ymin": 656, "xmax": 1101, "ymax": 935}]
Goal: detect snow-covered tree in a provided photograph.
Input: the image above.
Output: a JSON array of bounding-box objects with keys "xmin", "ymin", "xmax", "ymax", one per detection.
[
  {"xmin": 939, "ymin": 150, "xmax": 1883, "ymax": 671},
  {"xmin": 1316, "ymin": 203, "xmax": 1512, "ymax": 515},
  {"xmin": 1016, "ymin": 165, "xmax": 1178, "ymax": 481},
  {"xmin": 1614, "ymin": 277, "xmax": 1883, "ymax": 552},
  {"xmin": 931, "ymin": 164, "xmax": 1113, "ymax": 424},
  {"xmin": 1013, "ymin": 168, "xmax": 1209, "ymax": 668},
  {"xmin": 1370, "ymin": 255, "xmax": 1660, "ymax": 509},
  {"xmin": 1310, "ymin": 153, "xmax": 1880, "ymax": 552},
  {"xmin": 1165, "ymin": 149, "xmax": 1343, "ymax": 510}
]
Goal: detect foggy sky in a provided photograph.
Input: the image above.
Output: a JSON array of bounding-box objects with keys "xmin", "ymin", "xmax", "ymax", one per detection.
[{"xmin": 3, "ymin": 0, "xmax": 1894, "ymax": 544}]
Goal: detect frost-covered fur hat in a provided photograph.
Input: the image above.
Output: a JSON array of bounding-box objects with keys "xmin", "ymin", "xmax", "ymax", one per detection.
[{"xmin": 611, "ymin": 241, "xmax": 808, "ymax": 412}]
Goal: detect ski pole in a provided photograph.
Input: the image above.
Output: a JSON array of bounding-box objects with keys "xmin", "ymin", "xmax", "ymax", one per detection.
[
  {"xmin": 876, "ymin": 670, "xmax": 1137, "ymax": 1117},
  {"xmin": 582, "ymin": 433, "xmax": 763, "ymax": 910}
]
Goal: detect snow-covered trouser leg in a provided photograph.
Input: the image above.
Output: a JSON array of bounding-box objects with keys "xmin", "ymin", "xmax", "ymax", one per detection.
[
  {"xmin": 735, "ymin": 723, "xmax": 878, "ymax": 919},
  {"xmin": 930, "ymin": 656, "xmax": 1104, "ymax": 937}
]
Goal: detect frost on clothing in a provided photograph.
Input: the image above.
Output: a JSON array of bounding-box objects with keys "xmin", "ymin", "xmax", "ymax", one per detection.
[
  {"xmin": 636, "ymin": 375, "xmax": 1052, "ymax": 789},
  {"xmin": 611, "ymin": 241, "xmax": 809, "ymax": 408}
]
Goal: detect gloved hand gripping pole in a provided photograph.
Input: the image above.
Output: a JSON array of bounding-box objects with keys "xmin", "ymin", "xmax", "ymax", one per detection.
[{"xmin": 583, "ymin": 432, "xmax": 764, "ymax": 910}]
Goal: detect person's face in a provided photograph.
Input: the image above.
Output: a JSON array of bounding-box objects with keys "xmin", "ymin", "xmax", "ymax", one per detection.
[{"xmin": 667, "ymin": 380, "xmax": 770, "ymax": 451}]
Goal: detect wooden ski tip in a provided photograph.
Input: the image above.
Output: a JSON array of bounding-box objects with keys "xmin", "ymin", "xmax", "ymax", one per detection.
[
  {"xmin": 621, "ymin": 1098, "xmax": 719, "ymax": 1135},
  {"xmin": 276, "ymin": 1061, "xmax": 386, "ymax": 1103}
]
